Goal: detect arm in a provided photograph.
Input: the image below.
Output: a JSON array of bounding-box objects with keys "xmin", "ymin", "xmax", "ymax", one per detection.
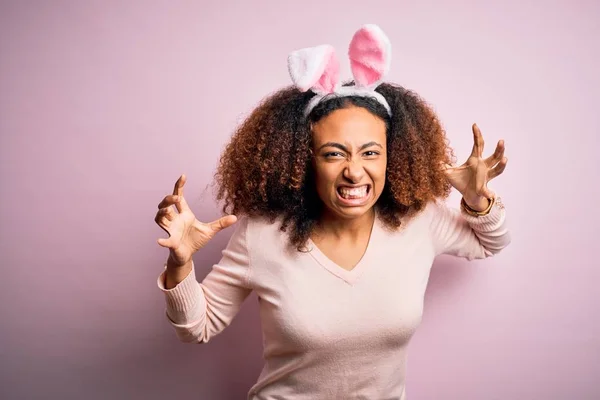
[
  {"xmin": 435, "ymin": 123, "xmax": 511, "ymax": 259},
  {"xmin": 429, "ymin": 196, "xmax": 511, "ymax": 260},
  {"xmin": 157, "ymin": 217, "xmax": 253, "ymax": 343}
]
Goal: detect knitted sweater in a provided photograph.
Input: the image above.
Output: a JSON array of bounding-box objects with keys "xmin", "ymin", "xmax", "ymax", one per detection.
[{"xmin": 157, "ymin": 198, "xmax": 510, "ymax": 399}]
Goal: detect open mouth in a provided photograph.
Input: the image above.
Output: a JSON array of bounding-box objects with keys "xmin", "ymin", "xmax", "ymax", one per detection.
[{"xmin": 336, "ymin": 184, "xmax": 371, "ymax": 204}]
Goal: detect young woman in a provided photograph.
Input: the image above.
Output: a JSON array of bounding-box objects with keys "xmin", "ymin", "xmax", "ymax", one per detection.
[{"xmin": 154, "ymin": 24, "xmax": 510, "ymax": 399}]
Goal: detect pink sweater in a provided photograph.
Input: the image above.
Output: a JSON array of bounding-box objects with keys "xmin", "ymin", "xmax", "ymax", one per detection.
[{"xmin": 157, "ymin": 198, "xmax": 510, "ymax": 399}]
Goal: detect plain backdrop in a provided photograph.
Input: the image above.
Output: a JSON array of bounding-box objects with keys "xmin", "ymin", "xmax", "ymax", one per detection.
[{"xmin": 1, "ymin": 1, "xmax": 599, "ymax": 399}]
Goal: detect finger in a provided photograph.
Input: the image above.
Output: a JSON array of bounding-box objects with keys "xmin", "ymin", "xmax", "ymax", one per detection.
[
  {"xmin": 157, "ymin": 228, "xmax": 182, "ymax": 249},
  {"xmin": 154, "ymin": 208, "xmax": 169, "ymax": 224},
  {"xmin": 154, "ymin": 209, "xmax": 172, "ymax": 232},
  {"xmin": 488, "ymin": 157, "xmax": 508, "ymax": 180},
  {"xmin": 208, "ymin": 214, "xmax": 238, "ymax": 233},
  {"xmin": 157, "ymin": 237, "xmax": 175, "ymax": 249},
  {"xmin": 172, "ymin": 175, "xmax": 190, "ymax": 213},
  {"xmin": 440, "ymin": 161, "xmax": 453, "ymax": 171},
  {"xmin": 176, "ymin": 193, "xmax": 191, "ymax": 213},
  {"xmin": 157, "ymin": 206, "xmax": 175, "ymax": 221},
  {"xmin": 485, "ymin": 140, "xmax": 505, "ymax": 167},
  {"xmin": 470, "ymin": 123, "xmax": 485, "ymax": 158},
  {"xmin": 158, "ymin": 194, "xmax": 180, "ymax": 210},
  {"xmin": 173, "ymin": 174, "xmax": 186, "ymax": 197}
]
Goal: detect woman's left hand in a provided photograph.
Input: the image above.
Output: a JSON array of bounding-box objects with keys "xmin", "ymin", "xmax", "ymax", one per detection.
[{"xmin": 443, "ymin": 123, "xmax": 508, "ymax": 211}]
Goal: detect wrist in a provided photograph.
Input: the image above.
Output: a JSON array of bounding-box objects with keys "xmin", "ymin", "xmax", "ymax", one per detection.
[
  {"xmin": 165, "ymin": 256, "xmax": 193, "ymax": 290},
  {"xmin": 167, "ymin": 253, "xmax": 191, "ymax": 270},
  {"xmin": 463, "ymin": 195, "xmax": 490, "ymax": 212},
  {"xmin": 461, "ymin": 195, "xmax": 495, "ymax": 217}
]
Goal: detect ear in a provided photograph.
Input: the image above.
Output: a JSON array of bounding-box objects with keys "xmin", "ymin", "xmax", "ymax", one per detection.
[
  {"xmin": 348, "ymin": 24, "xmax": 392, "ymax": 89},
  {"xmin": 288, "ymin": 44, "xmax": 340, "ymax": 94}
]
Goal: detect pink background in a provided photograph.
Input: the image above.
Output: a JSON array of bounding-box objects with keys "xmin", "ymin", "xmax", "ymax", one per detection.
[{"xmin": 1, "ymin": 1, "xmax": 598, "ymax": 399}]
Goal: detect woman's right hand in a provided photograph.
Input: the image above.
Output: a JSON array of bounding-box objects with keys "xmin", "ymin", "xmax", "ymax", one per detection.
[{"xmin": 155, "ymin": 174, "xmax": 238, "ymax": 268}]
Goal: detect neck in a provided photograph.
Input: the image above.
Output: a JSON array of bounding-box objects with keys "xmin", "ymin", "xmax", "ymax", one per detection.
[{"xmin": 315, "ymin": 208, "xmax": 376, "ymax": 241}]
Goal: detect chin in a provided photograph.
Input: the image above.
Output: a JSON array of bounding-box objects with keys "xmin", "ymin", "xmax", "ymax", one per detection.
[{"xmin": 332, "ymin": 205, "xmax": 374, "ymax": 220}]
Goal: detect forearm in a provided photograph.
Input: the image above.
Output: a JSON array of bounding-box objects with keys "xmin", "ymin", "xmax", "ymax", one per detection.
[
  {"xmin": 157, "ymin": 217, "xmax": 253, "ymax": 343},
  {"xmin": 430, "ymin": 195, "xmax": 510, "ymax": 259},
  {"xmin": 461, "ymin": 196, "xmax": 510, "ymax": 257}
]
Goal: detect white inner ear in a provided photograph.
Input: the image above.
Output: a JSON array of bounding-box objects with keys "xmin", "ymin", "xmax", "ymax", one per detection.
[{"xmin": 288, "ymin": 45, "xmax": 333, "ymax": 93}]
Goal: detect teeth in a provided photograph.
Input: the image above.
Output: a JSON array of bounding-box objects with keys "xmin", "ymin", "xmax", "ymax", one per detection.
[{"xmin": 339, "ymin": 186, "xmax": 368, "ymax": 199}]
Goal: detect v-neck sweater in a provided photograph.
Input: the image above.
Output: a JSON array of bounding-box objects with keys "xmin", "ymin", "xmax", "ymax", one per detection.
[{"xmin": 157, "ymin": 198, "xmax": 510, "ymax": 399}]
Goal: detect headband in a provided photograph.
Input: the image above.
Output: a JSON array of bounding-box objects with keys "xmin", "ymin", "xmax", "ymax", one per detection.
[{"xmin": 287, "ymin": 24, "xmax": 392, "ymax": 117}]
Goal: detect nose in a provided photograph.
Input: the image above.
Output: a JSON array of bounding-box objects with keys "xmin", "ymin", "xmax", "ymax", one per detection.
[{"xmin": 343, "ymin": 159, "xmax": 365, "ymax": 183}]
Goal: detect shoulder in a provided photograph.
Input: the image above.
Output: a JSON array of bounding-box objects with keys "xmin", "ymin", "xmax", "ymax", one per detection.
[
  {"xmin": 237, "ymin": 214, "xmax": 290, "ymax": 251},
  {"xmin": 375, "ymin": 199, "xmax": 448, "ymax": 239},
  {"xmin": 393, "ymin": 200, "xmax": 443, "ymax": 229},
  {"xmin": 419, "ymin": 197, "xmax": 460, "ymax": 222}
]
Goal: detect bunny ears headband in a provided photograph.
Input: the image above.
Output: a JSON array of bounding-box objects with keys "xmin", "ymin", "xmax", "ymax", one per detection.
[{"xmin": 287, "ymin": 24, "xmax": 392, "ymax": 117}]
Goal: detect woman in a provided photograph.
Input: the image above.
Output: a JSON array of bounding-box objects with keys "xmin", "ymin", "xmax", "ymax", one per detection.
[{"xmin": 154, "ymin": 25, "xmax": 510, "ymax": 400}]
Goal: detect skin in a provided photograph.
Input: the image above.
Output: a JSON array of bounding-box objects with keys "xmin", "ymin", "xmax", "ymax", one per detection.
[
  {"xmin": 155, "ymin": 108, "xmax": 508, "ymax": 283},
  {"xmin": 155, "ymin": 174, "xmax": 237, "ymax": 288},
  {"xmin": 311, "ymin": 106, "xmax": 388, "ymax": 225},
  {"xmin": 443, "ymin": 123, "xmax": 507, "ymax": 210},
  {"xmin": 308, "ymin": 106, "xmax": 388, "ymax": 270}
]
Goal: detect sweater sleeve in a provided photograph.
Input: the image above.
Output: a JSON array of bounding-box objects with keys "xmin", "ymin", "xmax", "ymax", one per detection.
[
  {"xmin": 156, "ymin": 217, "xmax": 253, "ymax": 343},
  {"xmin": 429, "ymin": 196, "xmax": 511, "ymax": 260}
]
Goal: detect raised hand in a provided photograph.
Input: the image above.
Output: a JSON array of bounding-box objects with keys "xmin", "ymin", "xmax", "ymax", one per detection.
[
  {"xmin": 443, "ymin": 124, "xmax": 508, "ymax": 211},
  {"xmin": 155, "ymin": 174, "xmax": 238, "ymax": 267}
]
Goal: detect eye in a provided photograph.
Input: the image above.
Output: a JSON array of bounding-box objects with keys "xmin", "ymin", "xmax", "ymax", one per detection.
[
  {"xmin": 363, "ymin": 151, "xmax": 380, "ymax": 157},
  {"xmin": 324, "ymin": 151, "xmax": 344, "ymax": 158}
]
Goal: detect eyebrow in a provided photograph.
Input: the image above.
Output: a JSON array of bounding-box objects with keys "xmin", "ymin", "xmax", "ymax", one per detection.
[{"xmin": 317, "ymin": 141, "xmax": 383, "ymax": 152}]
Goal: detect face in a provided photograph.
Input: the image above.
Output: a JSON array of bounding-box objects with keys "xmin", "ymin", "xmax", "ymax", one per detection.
[{"xmin": 311, "ymin": 105, "xmax": 387, "ymax": 221}]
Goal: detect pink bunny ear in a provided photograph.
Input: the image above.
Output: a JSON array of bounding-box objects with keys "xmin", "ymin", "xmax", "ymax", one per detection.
[
  {"xmin": 348, "ymin": 24, "xmax": 391, "ymax": 88},
  {"xmin": 288, "ymin": 44, "xmax": 340, "ymax": 94}
]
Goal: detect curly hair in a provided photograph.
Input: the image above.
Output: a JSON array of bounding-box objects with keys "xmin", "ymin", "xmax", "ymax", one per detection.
[{"xmin": 213, "ymin": 82, "xmax": 455, "ymax": 249}]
